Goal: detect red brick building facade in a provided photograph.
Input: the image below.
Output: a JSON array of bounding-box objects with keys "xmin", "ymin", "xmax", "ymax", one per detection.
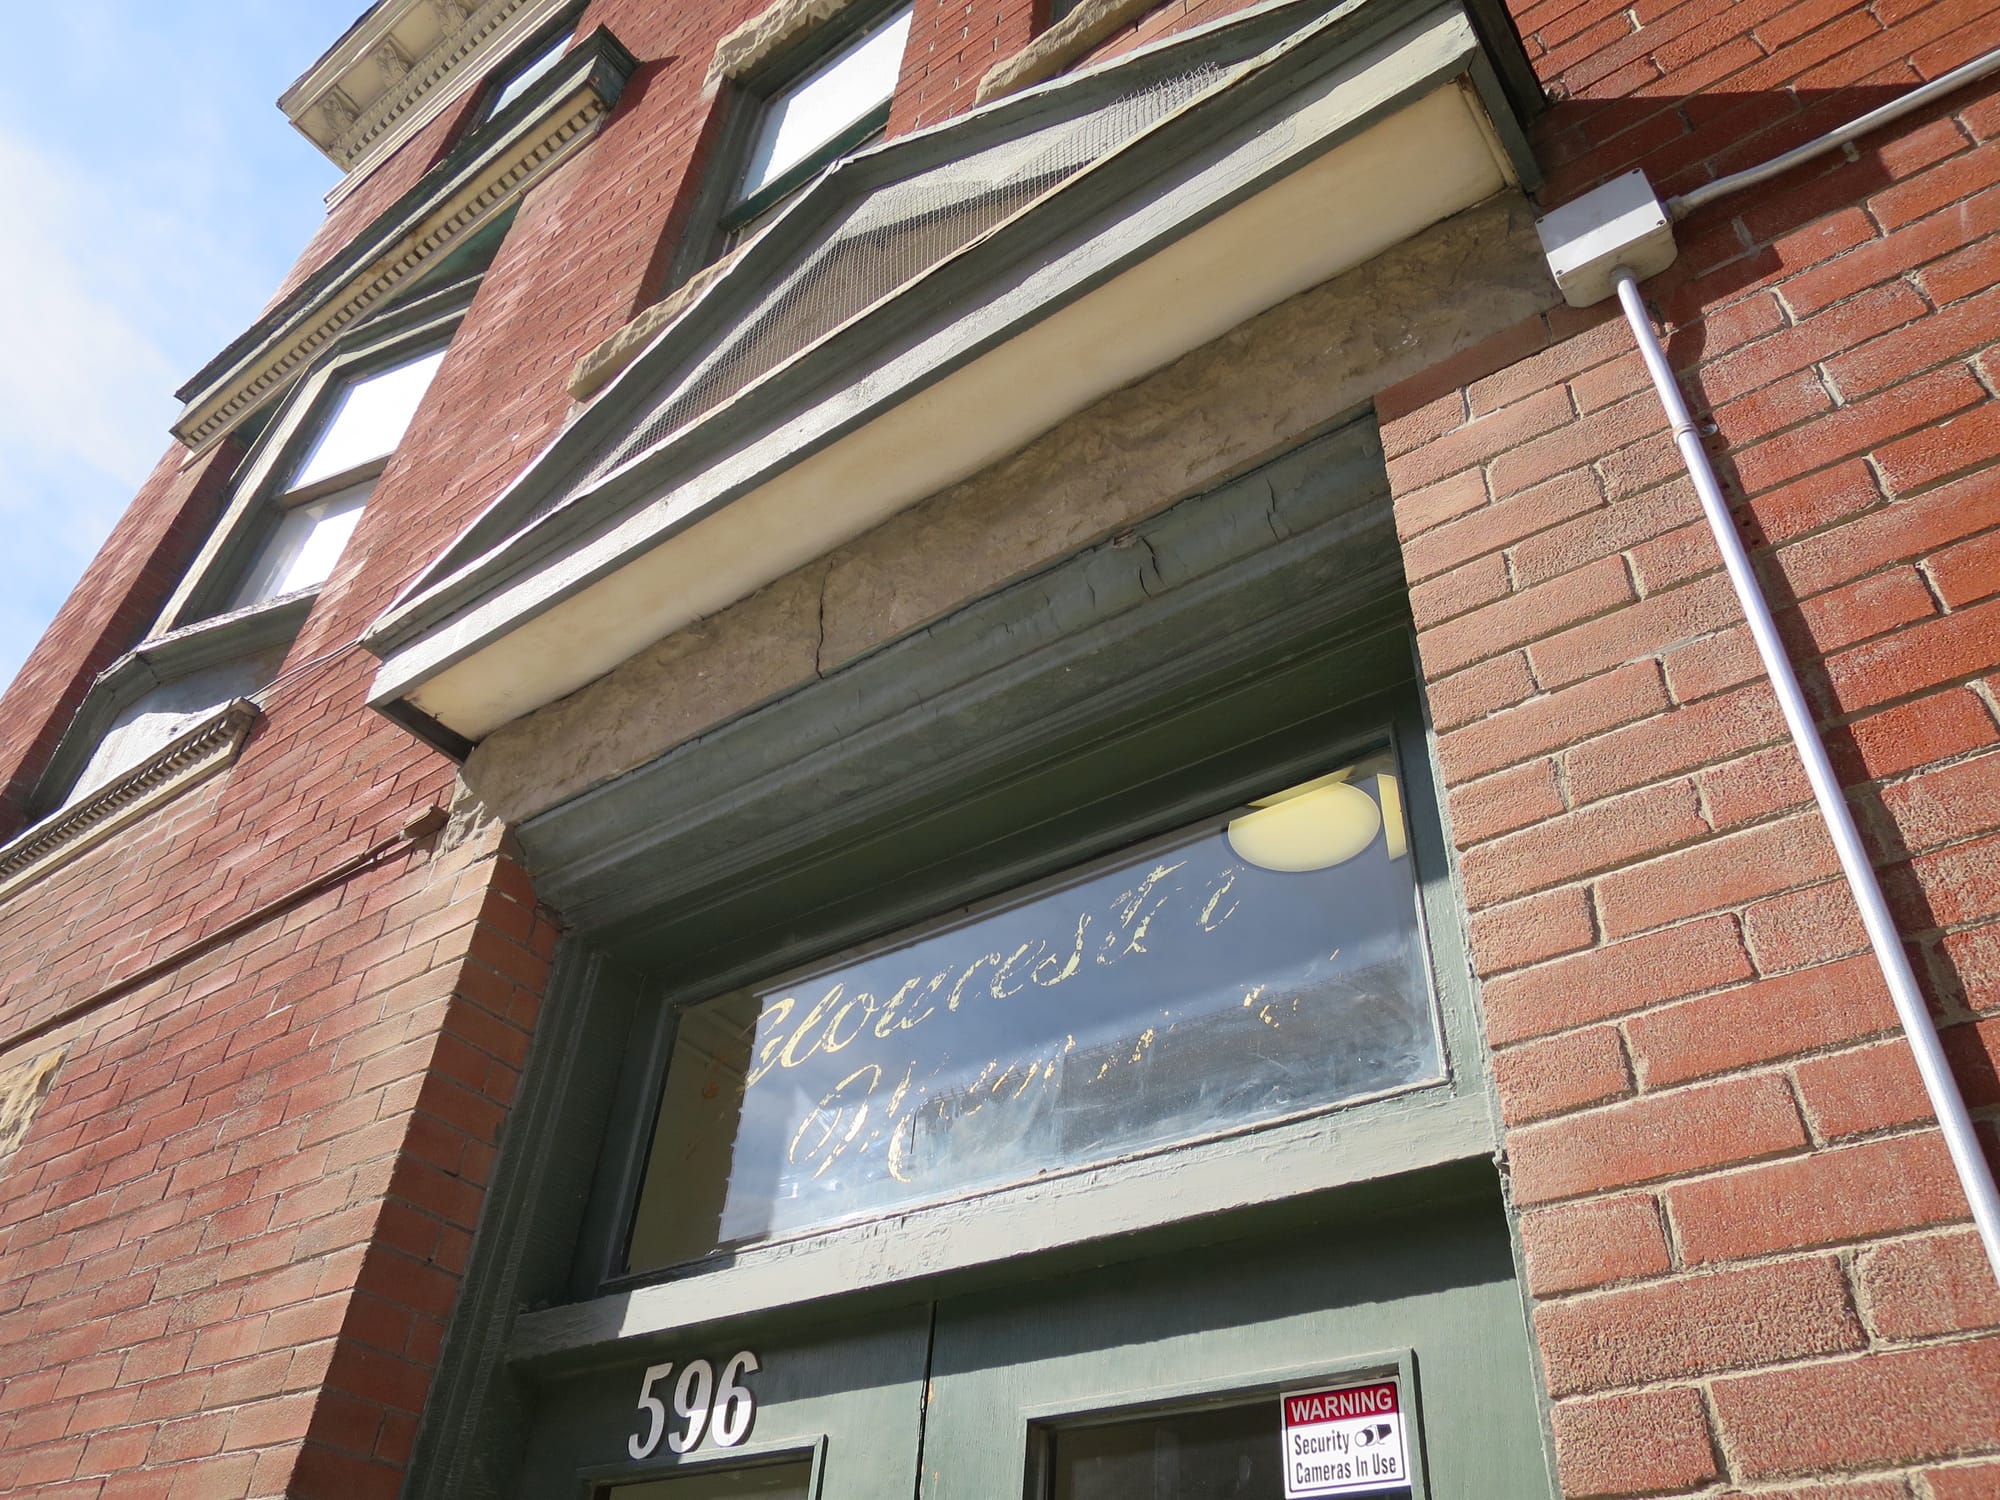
[{"xmin": 0, "ymin": 0, "xmax": 1997, "ymax": 1496}]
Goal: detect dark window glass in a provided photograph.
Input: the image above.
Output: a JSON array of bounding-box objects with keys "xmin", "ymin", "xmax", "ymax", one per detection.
[
  {"xmin": 1051, "ymin": 1392, "xmax": 1412, "ymax": 1500},
  {"xmin": 604, "ymin": 1460, "xmax": 814, "ymax": 1500},
  {"xmin": 629, "ymin": 747, "xmax": 1441, "ymax": 1271},
  {"xmin": 1052, "ymin": 1403, "xmax": 1283, "ymax": 1500}
]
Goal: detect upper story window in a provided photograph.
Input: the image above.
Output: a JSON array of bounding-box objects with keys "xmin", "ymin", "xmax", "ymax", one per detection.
[
  {"xmin": 726, "ymin": 4, "xmax": 914, "ymax": 237},
  {"xmin": 43, "ymin": 337, "xmax": 447, "ymax": 810},
  {"xmin": 479, "ymin": 23, "xmax": 576, "ymax": 124},
  {"xmin": 1, "ymin": 276, "xmax": 477, "ymax": 891},
  {"xmin": 63, "ymin": 647, "xmax": 289, "ymax": 808},
  {"xmin": 223, "ymin": 346, "xmax": 446, "ymax": 613}
]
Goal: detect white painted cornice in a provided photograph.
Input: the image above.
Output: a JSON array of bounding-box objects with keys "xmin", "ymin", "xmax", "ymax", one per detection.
[
  {"xmin": 280, "ymin": 0, "xmax": 576, "ymax": 199},
  {"xmin": 362, "ymin": 0, "xmax": 1541, "ymax": 750},
  {"xmin": 179, "ymin": 31, "xmax": 636, "ymax": 454}
]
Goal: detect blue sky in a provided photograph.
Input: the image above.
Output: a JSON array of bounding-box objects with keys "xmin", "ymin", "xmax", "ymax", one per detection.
[{"xmin": 0, "ymin": 1, "xmax": 370, "ymax": 690}]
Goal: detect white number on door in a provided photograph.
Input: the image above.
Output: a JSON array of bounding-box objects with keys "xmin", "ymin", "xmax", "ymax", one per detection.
[
  {"xmin": 627, "ymin": 1350, "xmax": 759, "ymax": 1458},
  {"xmin": 713, "ymin": 1350, "xmax": 761, "ymax": 1447}
]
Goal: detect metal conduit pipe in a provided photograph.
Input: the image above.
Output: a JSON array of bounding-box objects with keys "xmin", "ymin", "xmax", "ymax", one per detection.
[
  {"xmin": 1609, "ymin": 267, "xmax": 2000, "ymax": 1283},
  {"xmin": 1667, "ymin": 44, "xmax": 2000, "ymax": 220}
]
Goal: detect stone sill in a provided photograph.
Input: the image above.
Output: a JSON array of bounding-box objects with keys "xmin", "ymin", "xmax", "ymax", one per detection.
[{"xmin": 977, "ymin": 0, "xmax": 1166, "ymax": 105}]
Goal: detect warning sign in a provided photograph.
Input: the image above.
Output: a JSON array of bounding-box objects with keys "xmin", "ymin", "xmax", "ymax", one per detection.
[{"xmin": 1279, "ymin": 1377, "xmax": 1412, "ymax": 1498}]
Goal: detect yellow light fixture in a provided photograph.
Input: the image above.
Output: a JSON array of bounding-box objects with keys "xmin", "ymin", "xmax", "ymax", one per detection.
[{"xmin": 1226, "ymin": 781, "xmax": 1382, "ymax": 872}]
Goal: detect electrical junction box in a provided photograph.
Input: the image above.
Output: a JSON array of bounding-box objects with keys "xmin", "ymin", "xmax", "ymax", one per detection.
[{"xmin": 1535, "ymin": 169, "xmax": 1678, "ymax": 308}]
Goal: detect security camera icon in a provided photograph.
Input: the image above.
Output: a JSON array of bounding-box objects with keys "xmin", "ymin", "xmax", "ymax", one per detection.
[{"xmin": 1353, "ymin": 1423, "xmax": 1394, "ymax": 1447}]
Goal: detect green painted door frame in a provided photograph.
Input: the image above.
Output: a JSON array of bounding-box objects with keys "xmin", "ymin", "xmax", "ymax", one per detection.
[
  {"xmin": 521, "ymin": 1180, "xmax": 1549, "ymax": 1499},
  {"xmin": 922, "ymin": 1188, "xmax": 1548, "ymax": 1500},
  {"xmin": 402, "ymin": 419, "xmax": 1558, "ymax": 1500}
]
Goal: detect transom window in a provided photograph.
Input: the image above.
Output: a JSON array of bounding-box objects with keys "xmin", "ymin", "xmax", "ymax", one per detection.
[
  {"xmin": 628, "ymin": 747, "xmax": 1439, "ymax": 1272},
  {"xmin": 228, "ymin": 345, "xmax": 445, "ymax": 611}
]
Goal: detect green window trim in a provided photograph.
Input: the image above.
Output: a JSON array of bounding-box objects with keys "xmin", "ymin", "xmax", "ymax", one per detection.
[{"xmin": 720, "ymin": 104, "xmax": 892, "ymax": 237}]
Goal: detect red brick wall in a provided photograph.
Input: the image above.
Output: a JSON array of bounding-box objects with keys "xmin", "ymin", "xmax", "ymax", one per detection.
[
  {"xmin": 1078, "ymin": 0, "xmax": 1274, "ymax": 68},
  {"xmin": 1376, "ymin": 0, "xmax": 2000, "ymax": 1490},
  {"xmin": 3, "ymin": 0, "xmax": 1998, "ymax": 1496},
  {"xmin": 0, "ymin": 808, "xmax": 556, "ymax": 1498},
  {"xmin": 892, "ymin": 0, "xmax": 1041, "ymax": 132},
  {"xmin": 0, "ymin": 3, "xmax": 779, "ymax": 1494}
]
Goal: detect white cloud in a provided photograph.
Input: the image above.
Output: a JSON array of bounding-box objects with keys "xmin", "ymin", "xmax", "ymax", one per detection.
[
  {"xmin": 0, "ymin": 131, "xmax": 181, "ymax": 488},
  {"xmin": 0, "ymin": 129, "xmax": 189, "ymax": 684}
]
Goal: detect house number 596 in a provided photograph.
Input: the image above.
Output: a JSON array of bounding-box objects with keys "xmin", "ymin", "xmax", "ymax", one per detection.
[{"xmin": 628, "ymin": 1350, "xmax": 760, "ymax": 1458}]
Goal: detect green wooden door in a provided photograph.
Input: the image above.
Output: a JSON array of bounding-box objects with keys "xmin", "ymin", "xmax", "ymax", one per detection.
[
  {"xmin": 509, "ymin": 1190, "xmax": 1548, "ymax": 1499},
  {"xmin": 917, "ymin": 1193, "xmax": 1552, "ymax": 1500}
]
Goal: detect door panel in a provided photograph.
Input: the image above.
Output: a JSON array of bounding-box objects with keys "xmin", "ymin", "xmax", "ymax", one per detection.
[
  {"xmin": 1049, "ymin": 1401, "xmax": 1284, "ymax": 1499},
  {"xmin": 918, "ymin": 1196, "xmax": 1550, "ymax": 1500},
  {"xmin": 606, "ymin": 1455, "xmax": 817, "ymax": 1499},
  {"xmin": 516, "ymin": 1305, "xmax": 929, "ymax": 1499},
  {"xmin": 511, "ymin": 1199, "xmax": 1550, "ymax": 1499}
]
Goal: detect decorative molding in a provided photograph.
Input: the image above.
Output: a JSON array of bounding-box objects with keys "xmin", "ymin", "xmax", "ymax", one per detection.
[
  {"xmin": 321, "ymin": 85, "xmax": 361, "ymax": 137},
  {"xmin": 176, "ymin": 30, "xmax": 636, "ymax": 454},
  {"xmin": 330, "ymin": 0, "xmax": 575, "ymax": 190},
  {"xmin": 0, "ymin": 702, "xmax": 258, "ymax": 906},
  {"xmin": 371, "ymin": 36, "xmax": 414, "ymax": 87},
  {"xmin": 280, "ymin": 0, "xmax": 576, "ymax": 179}
]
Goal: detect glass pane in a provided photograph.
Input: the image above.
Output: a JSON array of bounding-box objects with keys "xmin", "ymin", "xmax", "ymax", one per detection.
[
  {"xmin": 66, "ymin": 644, "xmax": 289, "ymax": 805},
  {"xmin": 288, "ymin": 346, "xmax": 446, "ymax": 490},
  {"xmin": 629, "ymin": 749, "xmax": 1441, "ymax": 1271},
  {"xmin": 606, "ymin": 1459, "xmax": 814, "ymax": 1500},
  {"xmin": 228, "ymin": 479, "xmax": 373, "ymax": 610},
  {"xmin": 1052, "ymin": 1403, "xmax": 1284, "ymax": 1500},
  {"xmin": 483, "ymin": 29, "xmax": 571, "ymax": 120},
  {"xmin": 739, "ymin": 6, "xmax": 911, "ymax": 200}
]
